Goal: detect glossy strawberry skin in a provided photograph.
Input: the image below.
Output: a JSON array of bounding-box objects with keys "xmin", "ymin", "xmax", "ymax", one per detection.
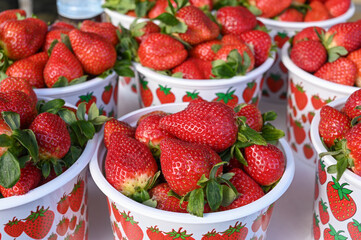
[
  {"xmin": 149, "ymin": 183, "xmax": 188, "ymax": 212},
  {"xmin": 0, "ymin": 9, "xmax": 26, "ymax": 25},
  {"xmin": 304, "ymin": 1, "xmax": 330, "ymax": 22},
  {"xmin": 29, "ymin": 112, "xmax": 71, "ymax": 160},
  {"xmin": 325, "ymin": 0, "xmax": 351, "ymax": 17},
  {"xmin": 80, "ymin": 20, "xmax": 119, "ymax": 46},
  {"xmin": 105, "ymin": 133, "xmax": 158, "ymax": 196},
  {"xmin": 138, "ymin": 33, "xmax": 188, "ymax": 71},
  {"xmin": 50, "ymin": 21, "xmax": 76, "ymax": 31},
  {"xmin": 69, "ymin": 29, "xmax": 117, "ymax": 75},
  {"xmin": 291, "ymin": 40, "xmax": 327, "ymax": 73},
  {"xmin": 347, "ymin": 48, "xmax": 361, "ymax": 87},
  {"xmin": 0, "ymin": 18, "xmax": 47, "ymax": 60},
  {"xmin": 244, "ymin": 143, "xmax": 285, "ymax": 186},
  {"xmin": 319, "ymin": 105, "xmax": 351, "ymax": 148},
  {"xmin": 159, "ymin": 101, "xmax": 238, "ymax": 152},
  {"xmin": 343, "ymin": 89, "xmax": 361, "ymax": 119},
  {"xmin": 44, "ymin": 42, "xmax": 84, "ymax": 88},
  {"xmin": 0, "ymin": 77, "xmax": 37, "ymax": 108},
  {"xmin": 251, "ymin": 0, "xmax": 292, "ymax": 18},
  {"xmin": 325, "ymin": 22, "xmax": 361, "ymax": 53},
  {"xmin": 160, "ymin": 138, "xmax": 222, "ymax": 196},
  {"xmin": 104, "ymin": 119, "xmax": 136, "ymax": 149},
  {"xmin": 292, "ymin": 26, "xmax": 325, "ymax": 45},
  {"xmin": 189, "ymin": 39, "xmax": 222, "ymax": 61},
  {"xmin": 345, "ymin": 123, "xmax": 361, "ymax": 176},
  {"xmin": 132, "ymin": 21, "xmax": 161, "ymax": 44},
  {"xmin": 43, "ymin": 29, "xmax": 71, "ymax": 52},
  {"xmin": 172, "ymin": 58, "xmax": 213, "ymax": 79},
  {"xmin": 277, "ymin": 8, "xmax": 304, "ymax": 22},
  {"xmin": 235, "ymin": 103, "xmax": 263, "ymax": 132}
]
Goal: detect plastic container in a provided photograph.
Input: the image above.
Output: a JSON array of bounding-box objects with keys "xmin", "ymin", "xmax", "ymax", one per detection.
[
  {"xmin": 89, "ymin": 103, "xmax": 295, "ymax": 240},
  {"xmin": 57, "ymin": 0, "xmax": 103, "ymax": 19},
  {"xmin": 258, "ymin": 3, "xmax": 355, "ymax": 103},
  {"xmin": 34, "ymin": 72, "xmax": 118, "ymax": 118},
  {"xmin": 133, "ymin": 53, "xmax": 275, "ymax": 107},
  {"xmin": 281, "ymin": 42, "xmax": 359, "ymax": 166},
  {"xmin": 0, "ymin": 98, "xmax": 98, "ymax": 240},
  {"xmin": 310, "ymin": 97, "xmax": 361, "ymax": 240}
]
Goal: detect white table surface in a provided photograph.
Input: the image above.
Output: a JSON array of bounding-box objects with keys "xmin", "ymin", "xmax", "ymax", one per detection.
[{"xmin": 88, "ymin": 100, "xmax": 316, "ymax": 240}]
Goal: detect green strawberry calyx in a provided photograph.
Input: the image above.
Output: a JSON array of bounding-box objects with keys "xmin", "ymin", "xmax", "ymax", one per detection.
[{"xmin": 211, "ymin": 50, "xmax": 251, "ymax": 79}]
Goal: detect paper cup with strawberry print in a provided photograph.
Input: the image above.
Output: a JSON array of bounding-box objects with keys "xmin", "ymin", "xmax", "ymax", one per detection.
[
  {"xmin": 89, "ymin": 103, "xmax": 295, "ymax": 240},
  {"xmin": 133, "ymin": 54, "xmax": 274, "ymax": 108},
  {"xmin": 258, "ymin": 3, "xmax": 355, "ymax": 103},
  {"xmin": 0, "ymin": 98, "xmax": 98, "ymax": 240},
  {"xmin": 34, "ymin": 72, "xmax": 118, "ymax": 118},
  {"xmin": 281, "ymin": 42, "xmax": 359, "ymax": 166},
  {"xmin": 310, "ymin": 97, "xmax": 361, "ymax": 240},
  {"xmin": 117, "ymin": 70, "xmax": 141, "ymax": 116}
]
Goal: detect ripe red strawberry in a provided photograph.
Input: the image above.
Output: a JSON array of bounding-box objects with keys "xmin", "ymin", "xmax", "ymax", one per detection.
[
  {"xmin": 76, "ymin": 92, "xmax": 97, "ymax": 113},
  {"xmin": 140, "ymin": 77, "xmax": 153, "ymax": 107},
  {"xmin": 118, "ymin": 211, "xmax": 144, "ymax": 240},
  {"xmin": 80, "ymin": 20, "xmax": 119, "ymax": 46},
  {"xmin": 276, "ymin": 8, "xmax": 304, "ymax": 22},
  {"xmin": 104, "ymin": 119, "xmax": 135, "ymax": 148},
  {"xmin": 0, "ymin": 77, "xmax": 37, "ymax": 108},
  {"xmin": 149, "ymin": 182, "xmax": 188, "ymax": 212},
  {"xmin": 44, "ymin": 42, "xmax": 84, "ymax": 88},
  {"xmin": 0, "ymin": 9, "xmax": 26, "ymax": 25},
  {"xmin": 342, "ymin": 123, "xmax": 361, "ymax": 176},
  {"xmin": 235, "ymin": 103, "xmax": 263, "ymax": 132},
  {"xmin": 292, "ymin": 26, "xmax": 326, "ymax": 45},
  {"xmin": 0, "ymin": 17, "xmax": 47, "ymax": 60},
  {"xmin": 212, "ymin": 87, "xmax": 239, "ymax": 108},
  {"xmin": 249, "ymin": 0, "xmax": 292, "ymax": 18},
  {"xmin": 43, "ymin": 29, "xmax": 71, "ymax": 52},
  {"xmin": 176, "ymin": 5, "xmax": 220, "ymax": 45},
  {"xmin": 105, "ymin": 133, "xmax": 158, "ymax": 196},
  {"xmin": 347, "ymin": 219, "xmax": 361, "ymax": 239},
  {"xmin": 319, "ymin": 105, "xmax": 351, "ymax": 148},
  {"xmin": 304, "ymin": 1, "xmax": 330, "ymax": 22},
  {"xmin": 319, "ymin": 198, "xmax": 330, "ymax": 225},
  {"xmin": 244, "ymin": 143, "xmax": 285, "ymax": 186},
  {"xmin": 4, "ymin": 217, "xmax": 25, "ymax": 237},
  {"xmin": 343, "ymin": 89, "xmax": 361, "ymax": 119},
  {"xmin": 69, "ymin": 178, "xmax": 85, "ymax": 212},
  {"xmin": 291, "ymin": 40, "xmax": 327, "ymax": 73},
  {"xmin": 148, "ymin": 0, "xmax": 177, "ymax": 18},
  {"xmin": 314, "ymin": 57, "xmax": 357, "ymax": 86},
  {"xmin": 138, "ymin": 33, "xmax": 188, "ymax": 71},
  {"xmin": 172, "ymin": 58, "xmax": 213, "ymax": 79},
  {"xmin": 50, "ymin": 21, "xmax": 75, "ymax": 31},
  {"xmin": 131, "ymin": 21, "xmax": 161, "ymax": 44},
  {"xmin": 156, "ymin": 85, "xmax": 176, "ymax": 104},
  {"xmin": 57, "ymin": 193, "xmax": 70, "ymax": 214},
  {"xmin": 5, "ymin": 51, "xmax": 48, "ymax": 88},
  {"xmin": 219, "ymin": 168, "xmax": 264, "ymax": 211},
  {"xmin": 216, "ymin": 6, "xmax": 257, "ymax": 35},
  {"xmin": 190, "ymin": 0, "xmax": 213, "ymax": 10},
  {"xmin": 324, "ymin": 224, "xmax": 348, "ymax": 240},
  {"xmin": 160, "ymin": 138, "xmax": 222, "ymax": 196},
  {"xmin": 159, "ymin": 101, "xmax": 238, "ymax": 152},
  {"xmin": 29, "ymin": 112, "xmax": 71, "ymax": 161},
  {"xmin": 325, "ymin": 0, "xmax": 351, "ymax": 17},
  {"xmin": 137, "ymin": 110, "xmax": 168, "ymax": 125},
  {"xmin": 347, "ymin": 48, "xmax": 361, "ymax": 87},
  {"xmin": 327, "ymin": 176, "xmax": 356, "ymax": 221},
  {"xmin": 239, "ymin": 30, "xmax": 272, "ymax": 67},
  {"xmin": 135, "ymin": 113, "xmax": 173, "ymax": 147},
  {"xmin": 56, "ymin": 217, "xmax": 70, "ymax": 236},
  {"xmin": 24, "ymin": 206, "xmax": 55, "ymax": 239},
  {"xmin": 0, "ymin": 90, "xmax": 37, "ymax": 128},
  {"xmin": 189, "ymin": 39, "xmax": 222, "ymax": 61},
  {"xmin": 69, "ymin": 29, "xmax": 117, "ymax": 75}
]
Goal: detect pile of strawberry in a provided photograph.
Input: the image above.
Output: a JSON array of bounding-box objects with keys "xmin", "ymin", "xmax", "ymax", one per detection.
[
  {"xmin": 290, "ymin": 21, "xmax": 361, "ymax": 87},
  {"xmin": 318, "ymin": 89, "xmax": 361, "ymax": 180},
  {"xmin": 119, "ymin": 0, "xmax": 273, "ymax": 79},
  {"xmin": 0, "ymin": 79, "xmax": 109, "ymax": 198},
  {"xmin": 103, "ymin": 99, "xmax": 286, "ymax": 216},
  {"xmin": 0, "ymin": 9, "xmax": 133, "ymax": 89}
]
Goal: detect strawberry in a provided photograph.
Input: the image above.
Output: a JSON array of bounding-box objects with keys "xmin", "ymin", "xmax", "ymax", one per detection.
[
  {"xmin": 57, "ymin": 193, "xmax": 70, "ymax": 214},
  {"xmin": 291, "ymin": 40, "xmax": 327, "ymax": 73},
  {"xmin": 341, "ymin": 123, "xmax": 361, "ymax": 176},
  {"xmin": 347, "ymin": 219, "xmax": 361, "ymax": 239},
  {"xmin": 243, "ymin": 143, "xmax": 285, "ymax": 186},
  {"xmin": 176, "ymin": 5, "xmax": 220, "ymax": 45},
  {"xmin": 172, "ymin": 58, "xmax": 213, "ymax": 79},
  {"xmin": 304, "ymin": 1, "xmax": 330, "ymax": 22},
  {"xmin": 138, "ymin": 33, "xmax": 188, "ymax": 71},
  {"xmin": 69, "ymin": 178, "xmax": 85, "ymax": 212},
  {"xmin": 0, "ymin": 9, "xmax": 26, "ymax": 25},
  {"xmin": 239, "ymin": 30, "xmax": 272, "ymax": 67},
  {"xmin": 148, "ymin": 0, "xmax": 177, "ymax": 18},
  {"xmin": 314, "ymin": 57, "xmax": 357, "ymax": 86},
  {"xmin": 0, "ymin": 17, "xmax": 47, "ymax": 60},
  {"xmin": 5, "ymin": 51, "xmax": 48, "ymax": 88},
  {"xmin": 248, "ymin": 0, "xmax": 292, "ymax": 18},
  {"xmin": 43, "ymin": 29, "xmax": 71, "ymax": 52},
  {"xmin": 104, "ymin": 119, "xmax": 135, "ymax": 148},
  {"xmin": 24, "ymin": 206, "xmax": 55, "ymax": 239},
  {"xmin": 276, "ymin": 8, "xmax": 304, "ymax": 22},
  {"xmin": 56, "ymin": 217, "xmax": 70, "ymax": 236},
  {"xmin": 4, "ymin": 217, "xmax": 25, "ymax": 238},
  {"xmin": 105, "ymin": 133, "xmax": 158, "ymax": 197},
  {"xmin": 0, "ymin": 77, "xmax": 37, "ymax": 108},
  {"xmin": 189, "ymin": 39, "xmax": 222, "ymax": 61},
  {"xmin": 137, "ymin": 110, "xmax": 168, "ymax": 125},
  {"xmin": 347, "ymin": 48, "xmax": 361, "ymax": 87},
  {"xmin": 68, "ymin": 29, "xmax": 117, "ymax": 75},
  {"xmin": 325, "ymin": 0, "xmax": 351, "ymax": 17},
  {"xmin": 274, "ymin": 32, "xmax": 289, "ymax": 49},
  {"xmin": 135, "ymin": 113, "xmax": 173, "ymax": 147},
  {"xmin": 235, "ymin": 103, "xmax": 263, "ymax": 132},
  {"xmin": 149, "ymin": 182, "xmax": 188, "ymax": 212},
  {"xmin": 292, "ymin": 26, "xmax": 325, "ymax": 45},
  {"xmin": 216, "ymin": 6, "xmax": 257, "ymax": 35},
  {"xmin": 131, "ymin": 21, "xmax": 161, "ymax": 44},
  {"xmin": 343, "ymin": 89, "xmax": 361, "ymax": 119},
  {"xmin": 190, "ymin": 0, "xmax": 213, "ymax": 10},
  {"xmin": 44, "ymin": 42, "xmax": 84, "ymax": 88},
  {"xmin": 319, "ymin": 198, "xmax": 330, "ymax": 225},
  {"xmin": 80, "ymin": 20, "xmax": 119, "ymax": 46},
  {"xmin": 76, "ymin": 92, "xmax": 97, "ymax": 113},
  {"xmin": 266, "ymin": 74, "xmax": 283, "ymax": 93},
  {"xmin": 50, "ymin": 21, "xmax": 76, "ymax": 31},
  {"xmin": 318, "ymin": 105, "xmax": 351, "ymax": 148},
  {"xmin": 218, "ymin": 168, "xmax": 264, "ymax": 211},
  {"xmin": 159, "ymin": 101, "xmax": 238, "ymax": 152},
  {"xmin": 29, "ymin": 112, "xmax": 71, "ymax": 162}
]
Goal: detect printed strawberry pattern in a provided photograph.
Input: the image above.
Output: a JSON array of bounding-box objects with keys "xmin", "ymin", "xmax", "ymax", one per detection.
[{"xmin": 1, "ymin": 175, "xmax": 88, "ymax": 240}]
